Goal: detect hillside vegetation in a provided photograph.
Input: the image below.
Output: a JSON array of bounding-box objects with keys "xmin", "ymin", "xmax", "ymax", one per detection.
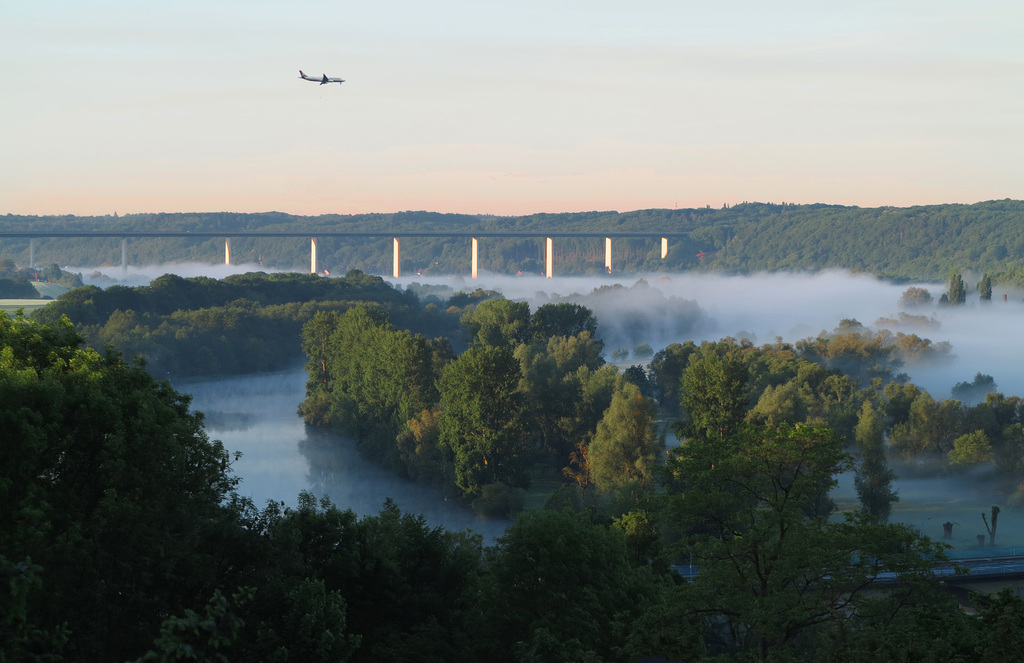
[
  {"xmin": 29, "ymin": 270, "xmax": 462, "ymax": 378},
  {"xmin": 4, "ymin": 199, "xmax": 1023, "ymax": 282}
]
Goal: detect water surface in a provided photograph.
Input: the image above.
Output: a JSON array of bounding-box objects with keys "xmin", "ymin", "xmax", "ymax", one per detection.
[{"xmin": 177, "ymin": 368, "xmax": 510, "ymax": 542}]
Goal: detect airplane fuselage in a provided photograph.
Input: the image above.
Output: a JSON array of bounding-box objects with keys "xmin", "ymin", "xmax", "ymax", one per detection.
[{"xmin": 299, "ymin": 70, "xmax": 345, "ymax": 85}]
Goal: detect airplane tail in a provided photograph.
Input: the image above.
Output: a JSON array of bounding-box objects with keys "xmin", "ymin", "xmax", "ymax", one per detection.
[{"xmin": 299, "ymin": 70, "xmax": 306, "ymax": 78}]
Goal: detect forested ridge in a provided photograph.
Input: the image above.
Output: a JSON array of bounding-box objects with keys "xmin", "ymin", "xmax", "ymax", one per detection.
[{"xmin": 4, "ymin": 199, "xmax": 1024, "ymax": 281}]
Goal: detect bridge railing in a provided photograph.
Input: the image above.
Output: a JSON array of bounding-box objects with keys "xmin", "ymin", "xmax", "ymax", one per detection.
[{"xmin": 946, "ymin": 546, "xmax": 1024, "ymax": 559}]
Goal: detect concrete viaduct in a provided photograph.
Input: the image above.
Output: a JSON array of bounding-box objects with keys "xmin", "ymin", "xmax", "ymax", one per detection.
[{"xmin": 0, "ymin": 231, "xmax": 690, "ymax": 278}]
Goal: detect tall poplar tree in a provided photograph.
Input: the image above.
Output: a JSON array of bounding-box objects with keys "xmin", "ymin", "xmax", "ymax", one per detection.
[
  {"xmin": 854, "ymin": 401, "xmax": 899, "ymax": 522},
  {"xmin": 947, "ymin": 271, "xmax": 967, "ymax": 305},
  {"xmin": 978, "ymin": 273, "xmax": 993, "ymax": 301}
]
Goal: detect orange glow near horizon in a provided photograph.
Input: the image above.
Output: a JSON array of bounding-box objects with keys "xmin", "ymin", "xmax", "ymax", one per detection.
[{"xmin": 3, "ymin": 178, "xmax": 1006, "ymax": 219}]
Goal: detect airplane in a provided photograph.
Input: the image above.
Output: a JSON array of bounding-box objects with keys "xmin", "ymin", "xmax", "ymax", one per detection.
[{"xmin": 299, "ymin": 70, "xmax": 345, "ymax": 85}]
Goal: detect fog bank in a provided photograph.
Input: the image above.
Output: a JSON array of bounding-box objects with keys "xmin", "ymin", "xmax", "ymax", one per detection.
[
  {"xmin": 73, "ymin": 261, "xmax": 288, "ymax": 287},
  {"xmin": 78, "ymin": 263, "xmax": 1024, "ymax": 399},
  {"xmin": 401, "ymin": 270, "xmax": 1024, "ymax": 399},
  {"xmin": 833, "ymin": 469, "xmax": 1024, "ymax": 548}
]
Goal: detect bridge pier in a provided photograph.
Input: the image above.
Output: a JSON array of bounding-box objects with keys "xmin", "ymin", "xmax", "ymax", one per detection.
[{"xmin": 0, "ymin": 231, "xmax": 684, "ymax": 279}]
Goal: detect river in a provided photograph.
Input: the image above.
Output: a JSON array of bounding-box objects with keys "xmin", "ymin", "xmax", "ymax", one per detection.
[
  {"xmin": 175, "ymin": 367, "xmax": 511, "ymax": 543},
  {"xmin": 138, "ymin": 268, "xmax": 1024, "ymax": 550}
]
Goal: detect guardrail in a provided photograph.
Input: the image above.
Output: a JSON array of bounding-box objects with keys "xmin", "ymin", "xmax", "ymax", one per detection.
[{"xmin": 946, "ymin": 547, "xmax": 1024, "ymax": 559}]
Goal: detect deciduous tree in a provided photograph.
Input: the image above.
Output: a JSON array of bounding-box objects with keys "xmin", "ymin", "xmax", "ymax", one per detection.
[
  {"xmin": 485, "ymin": 509, "xmax": 662, "ymax": 662},
  {"xmin": 661, "ymin": 423, "xmax": 948, "ymax": 662},
  {"xmin": 648, "ymin": 341, "xmax": 697, "ymax": 412},
  {"xmin": 898, "ymin": 286, "xmax": 933, "ymax": 309},
  {"xmin": 678, "ymin": 347, "xmax": 749, "ymax": 441},
  {"xmin": 589, "ymin": 379, "xmax": 662, "ymax": 492},
  {"xmin": 949, "ymin": 429, "xmax": 995, "ymax": 468},
  {"xmin": 438, "ymin": 345, "xmax": 529, "ymax": 496},
  {"xmin": 460, "ymin": 298, "xmax": 531, "ymax": 348},
  {"xmin": 1, "ymin": 312, "xmax": 240, "ymax": 661},
  {"xmin": 529, "ymin": 302, "xmax": 597, "ymax": 340},
  {"xmin": 951, "ymin": 372, "xmax": 998, "ymax": 407}
]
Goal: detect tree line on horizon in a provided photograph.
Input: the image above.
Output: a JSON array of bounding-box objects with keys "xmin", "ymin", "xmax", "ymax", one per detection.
[{"xmin": 4, "ymin": 199, "xmax": 1024, "ymax": 283}]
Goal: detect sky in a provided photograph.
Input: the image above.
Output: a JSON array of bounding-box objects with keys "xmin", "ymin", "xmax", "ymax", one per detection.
[{"xmin": 2, "ymin": 0, "xmax": 1022, "ymax": 217}]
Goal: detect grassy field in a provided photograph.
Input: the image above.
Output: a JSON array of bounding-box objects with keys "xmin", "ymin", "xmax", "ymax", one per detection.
[
  {"xmin": 31, "ymin": 282, "xmax": 70, "ymax": 299},
  {"xmin": 0, "ymin": 282, "xmax": 68, "ymax": 315},
  {"xmin": 0, "ymin": 298, "xmax": 50, "ymax": 315},
  {"xmin": 832, "ymin": 470, "xmax": 1024, "ymax": 551}
]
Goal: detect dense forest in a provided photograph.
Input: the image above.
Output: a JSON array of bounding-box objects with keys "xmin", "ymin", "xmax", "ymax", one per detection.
[
  {"xmin": 3, "ymin": 199, "xmax": 1024, "ymax": 282},
  {"xmin": 27, "ymin": 270, "xmax": 465, "ymax": 377},
  {"xmin": 8, "ymin": 311, "xmax": 1024, "ymax": 662},
  {"xmin": 299, "ymin": 292, "xmax": 1024, "ymax": 513}
]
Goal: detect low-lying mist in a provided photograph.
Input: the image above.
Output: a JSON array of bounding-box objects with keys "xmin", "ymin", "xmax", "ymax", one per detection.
[
  {"xmin": 73, "ymin": 261, "xmax": 289, "ymax": 287},
  {"xmin": 76, "ymin": 264, "xmax": 1024, "ymax": 399},
  {"xmin": 404, "ymin": 270, "xmax": 1024, "ymax": 400},
  {"xmin": 72, "ymin": 263, "xmax": 1024, "ymax": 398},
  {"xmin": 832, "ymin": 468, "xmax": 1024, "ymax": 548}
]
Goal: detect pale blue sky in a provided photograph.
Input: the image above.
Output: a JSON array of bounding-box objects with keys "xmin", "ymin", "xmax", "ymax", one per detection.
[{"xmin": 2, "ymin": 0, "xmax": 1021, "ymax": 215}]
